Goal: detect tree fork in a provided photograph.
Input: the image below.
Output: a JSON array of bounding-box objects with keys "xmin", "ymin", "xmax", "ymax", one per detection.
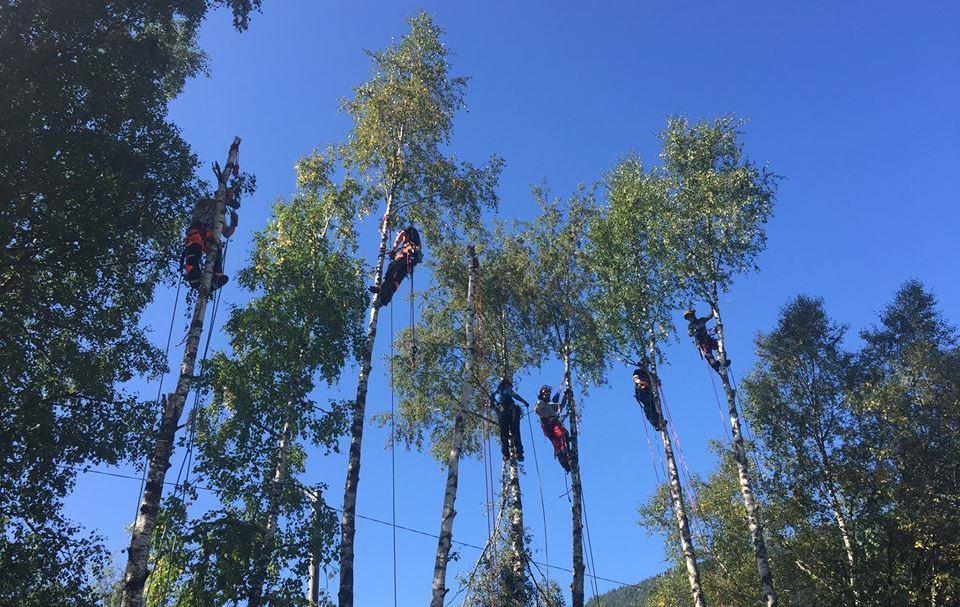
[
  {"xmin": 430, "ymin": 246, "xmax": 479, "ymax": 607},
  {"xmin": 337, "ymin": 194, "xmax": 395, "ymax": 607},
  {"xmin": 120, "ymin": 137, "xmax": 241, "ymax": 607},
  {"xmin": 648, "ymin": 337, "xmax": 708, "ymax": 607},
  {"xmin": 711, "ymin": 300, "xmax": 777, "ymax": 607}
]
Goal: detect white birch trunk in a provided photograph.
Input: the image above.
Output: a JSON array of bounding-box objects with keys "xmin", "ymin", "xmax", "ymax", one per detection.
[
  {"xmin": 711, "ymin": 302, "xmax": 777, "ymax": 607},
  {"xmin": 815, "ymin": 439, "xmax": 859, "ymax": 605},
  {"xmin": 564, "ymin": 353, "xmax": 586, "ymax": 607},
  {"xmin": 308, "ymin": 491, "xmax": 321, "ymax": 607},
  {"xmin": 120, "ymin": 137, "xmax": 241, "ymax": 607},
  {"xmin": 337, "ymin": 193, "xmax": 395, "ymax": 607},
  {"xmin": 430, "ymin": 247, "xmax": 478, "ymax": 607},
  {"xmin": 648, "ymin": 339, "xmax": 708, "ymax": 607},
  {"xmin": 506, "ymin": 455, "xmax": 526, "ymax": 606}
]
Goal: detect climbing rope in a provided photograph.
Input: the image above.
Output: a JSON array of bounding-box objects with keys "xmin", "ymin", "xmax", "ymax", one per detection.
[
  {"xmin": 131, "ymin": 274, "xmax": 182, "ymax": 522},
  {"xmin": 149, "ymin": 254, "xmax": 226, "ymax": 604},
  {"xmin": 580, "ymin": 480, "xmax": 603, "ymax": 606},
  {"xmin": 525, "ymin": 410, "xmax": 550, "ymax": 583},
  {"xmin": 390, "ymin": 294, "xmax": 398, "ymax": 607}
]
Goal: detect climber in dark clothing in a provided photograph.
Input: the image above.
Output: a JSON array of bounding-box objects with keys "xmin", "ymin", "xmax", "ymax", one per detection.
[
  {"xmin": 535, "ymin": 384, "xmax": 571, "ymax": 472},
  {"xmin": 684, "ymin": 307, "xmax": 730, "ymax": 373},
  {"xmin": 633, "ymin": 367, "xmax": 663, "ymax": 431},
  {"xmin": 370, "ymin": 225, "xmax": 423, "ymax": 307},
  {"xmin": 183, "ymin": 198, "xmax": 238, "ymax": 290},
  {"xmin": 491, "ymin": 378, "xmax": 527, "ymax": 462}
]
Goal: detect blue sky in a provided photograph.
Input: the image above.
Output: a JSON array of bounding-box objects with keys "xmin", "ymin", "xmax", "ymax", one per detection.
[{"xmin": 66, "ymin": 1, "xmax": 960, "ymax": 605}]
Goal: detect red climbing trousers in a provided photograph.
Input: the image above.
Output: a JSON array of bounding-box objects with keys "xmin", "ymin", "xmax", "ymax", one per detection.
[{"xmin": 540, "ymin": 417, "xmax": 571, "ymax": 472}]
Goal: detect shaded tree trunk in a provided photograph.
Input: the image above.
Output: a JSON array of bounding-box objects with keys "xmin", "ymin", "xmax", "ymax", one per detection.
[
  {"xmin": 308, "ymin": 491, "xmax": 321, "ymax": 607},
  {"xmin": 711, "ymin": 301, "xmax": 777, "ymax": 607},
  {"xmin": 337, "ymin": 192, "xmax": 395, "ymax": 607},
  {"xmin": 430, "ymin": 247, "xmax": 479, "ymax": 607},
  {"xmin": 506, "ymin": 455, "xmax": 527, "ymax": 606},
  {"xmin": 120, "ymin": 138, "xmax": 241, "ymax": 607},
  {"xmin": 648, "ymin": 339, "xmax": 708, "ymax": 607},
  {"xmin": 564, "ymin": 350, "xmax": 586, "ymax": 607},
  {"xmin": 815, "ymin": 437, "xmax": 859, "ymax": 605},
  {"xmin": 248, "ymin": 413, "xmax": 294, "ymax": 607}
]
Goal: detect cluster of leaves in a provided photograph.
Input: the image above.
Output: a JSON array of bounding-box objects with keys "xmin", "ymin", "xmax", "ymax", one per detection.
[
  {"xmin": 0, "ymin": 1, "xmax": 261, "ymax": 603},
  {"xmin": 591, "ymin": 117, "xmax": 779, "ymax": 363},
  {"xmin": 638, "ymin": 281, "xmax": 960, "ymax": 607}
]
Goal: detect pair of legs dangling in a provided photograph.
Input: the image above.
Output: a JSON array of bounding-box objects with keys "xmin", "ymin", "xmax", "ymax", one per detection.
[
  {"xmin": 497, "ymin": 405, "xmax": 524, "ymax": 462},
  {"xmin": 698, "ymin": 336, "xmax": 730, "ymax": 373},
  {"xmin": 373, "ymin": 253, "xmax": 419, "ymax": 307},
  {"xmin": 540, "ymin": 417, "xmax": 571, "ymax": 472}
]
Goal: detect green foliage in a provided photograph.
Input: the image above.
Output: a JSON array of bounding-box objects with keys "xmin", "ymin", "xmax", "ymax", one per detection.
[
  {"xmin": 521, "ymin": 186, "xmax": 608, "ymax": 387},
  {"xmin": 296, "ymin": 11, "xmax": 502, "ymax": 246},
  {"xmin": 384, "ymin": 229, "xmax": 540, "ymax": 460},
  {"xmin": 153, "ymin": 193, "xmax": 366, "ymax": 605},
  {"xmin": 658, "ymin": 116, "xmax": 779, "ymax": 303},
  {"xmin": 590, "ymin": 155, "xmax": 680, "ymax": 363},
  {"xmin": 0, "ymin": 1, "xmax": 260, "ymax": 602}
]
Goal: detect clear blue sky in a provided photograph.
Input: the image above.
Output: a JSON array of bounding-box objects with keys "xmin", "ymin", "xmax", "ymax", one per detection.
[{"xmin": 67, "ymin": 1, "xmax": 960, "ymax": 605}]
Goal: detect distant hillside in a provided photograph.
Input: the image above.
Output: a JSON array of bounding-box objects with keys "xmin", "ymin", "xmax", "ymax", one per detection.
[{"xmin": 586, "ymin": 575, "xmax": 659, "ymax": 607}]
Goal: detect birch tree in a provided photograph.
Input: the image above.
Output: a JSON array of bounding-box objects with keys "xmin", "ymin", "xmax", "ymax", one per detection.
[
  {"xmin": 296, "ymin": 14, "xmax": 501, "ymax": 604},
  {"xmin": 662, "ymin": 116, "xmax": 779, "ymax": 607},
  {"xmin": 589, "ymin": 156, "xmax": 708, "ymax": 607},
  {"xmin": 149, "ymin": 189, "xmax": 367, "ymax": 606},
  {"xmin": 385, "ymin": 232, "xmax": 540, "ymax": 604},
  {"xmin": 121, "ymin": 140, "xmax": 244, "ymax": 607},
  {"xmin": 518, "ymin": 187, "xmax": 608, "ymax": 607}
]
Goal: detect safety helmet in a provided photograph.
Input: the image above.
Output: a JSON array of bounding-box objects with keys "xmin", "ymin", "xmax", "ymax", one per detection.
[
  {"xmin": 683, "ymin": 308, "xmax": 696, "ymax": 319},
  {"xmin": 632, "ymin": 368, "xmax": 644, "ymax": 377},
  {"xmin": 538, "ymin": 385, "xmax": 551, "ymax": 397}
]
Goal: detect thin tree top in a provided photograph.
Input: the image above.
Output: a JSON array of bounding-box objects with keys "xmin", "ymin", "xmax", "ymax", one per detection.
[
  {"xmin": 590, "ymin": 155, "xmax": 679, "ymax": 364},
  {"xmin": 660, "ymin": 116, "xmax": 779, "ymax": 304},
  {"xmin": 520, "ymin": 186, "xmax": 608, "ymax": 388},
  {"xmin": 300, "ymin": 10, "xmax": 502, "ymax": 246}
]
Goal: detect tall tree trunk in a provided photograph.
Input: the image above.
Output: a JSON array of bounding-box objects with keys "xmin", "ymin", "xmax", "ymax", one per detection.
[
  {"xmin": 430, "ymin": 247, "xmax": 479, "ymax": 607},
  {"xmin": 564, "ymin": 351, "xmax": 586, "ymax": 607},
  {"xmin": 506, "ymin": 455, "xmax": 527, "ymax": 606},
  {"xmin": 120, "ymin": 138, "xmax": 241, "ymax": 607},
  {"xmin": 308, "ymin": 490, "xmax": 321, "ymax": 607},
  {"xmin": 648, "ymin": 340, "xmax": 708, "ymax": 607},
  {"xmin": 248, "ymin": 413, "xmax": 294, "ymax": 607},
  {"xmin": 337, "ymin": 193, "xmax": 395, "ymax": 607},
  {"xmin": 711, "ymin": 301, "xmax": 777, "ymax": 607},
  {"xmin": 815, "ymin": 438, "xmax": 859, "ymax": 605}
]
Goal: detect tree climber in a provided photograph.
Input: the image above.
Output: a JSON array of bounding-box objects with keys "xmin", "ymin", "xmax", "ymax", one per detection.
[
  {"xmin": 370, "ymin": 225, "xmax": 423, "ymax": 307},
  {"xmin": 535, "ymin": 384, "xmax": 572, "ymax": 472},
  {"xmin": 183, "ymin": 198, "xmax": 238, "ymax": 291},
  {"xmin": 632, "ymin": 367, "xmax": 663, "ymax": 431},
  {"xmin": 684, "ymin": 307, "xmax": 730, "ymax": 373},
  {"xmin": 490, "ymin": 377, "xmax": 527, "ymax": 462}
]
